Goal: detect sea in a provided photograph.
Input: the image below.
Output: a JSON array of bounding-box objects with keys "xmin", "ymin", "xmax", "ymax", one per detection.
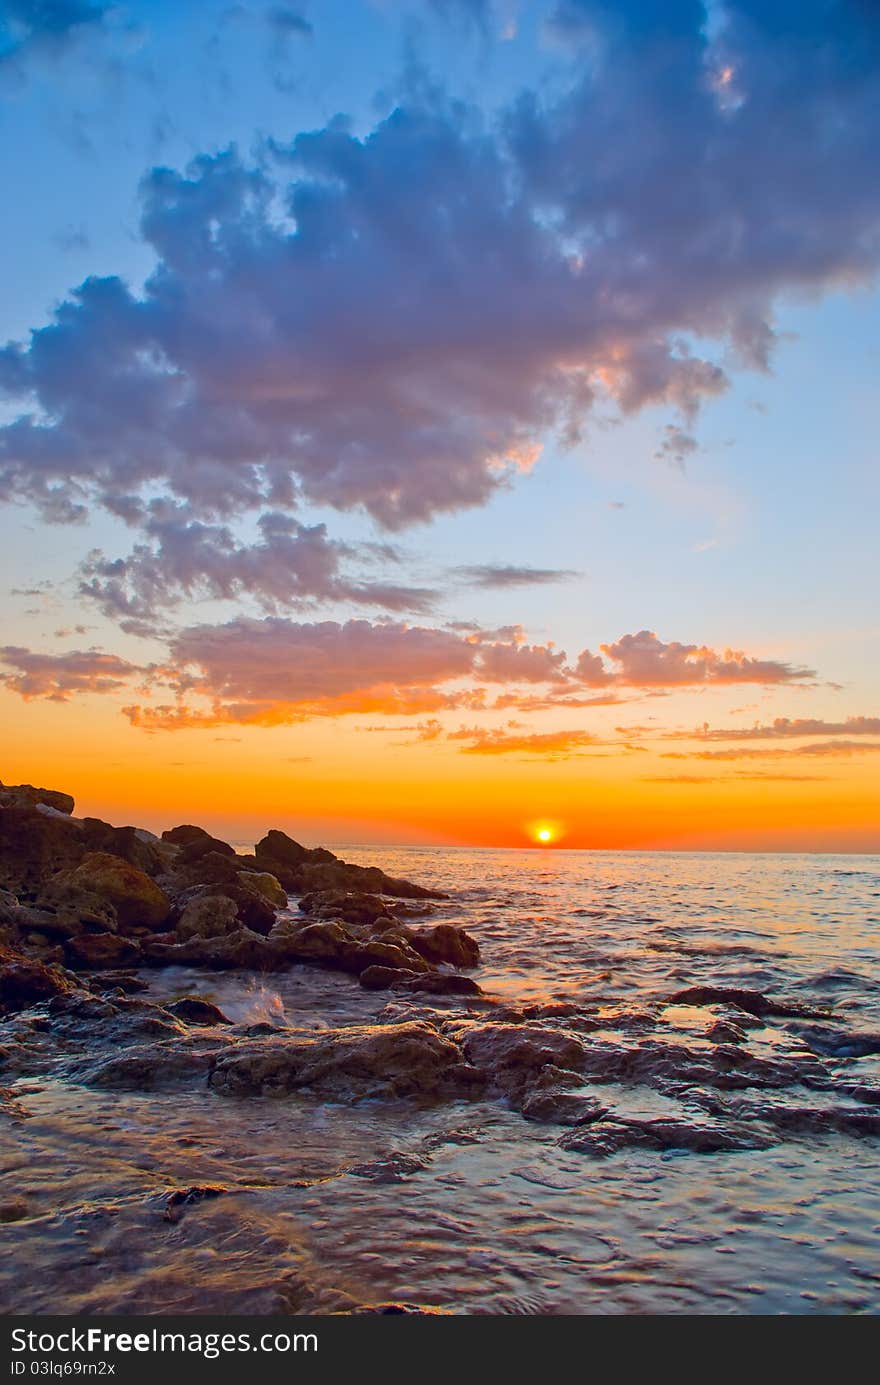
[{"xmin": 3, "ymin": 848, "xmax": 880, "ymax": 1315}]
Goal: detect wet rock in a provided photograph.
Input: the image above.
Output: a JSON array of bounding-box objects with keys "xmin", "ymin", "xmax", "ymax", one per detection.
[
  {"xmin": 559, "ymin": 1114, "xmax": 771, "ymax": 1156},
  {"xmin": 409, "ymin": 923, "xmax": 480, "ymax": 969},
  {"xmin": 457, "ymin": 1022, "xmax": 587, "ymax": 1084},
  {"xmin": 0, "ymin": 943, "xmax": 77, "ymax": 1014},
  {"xmin": 358, "ymin": 966, "xmax": 483, "ymax": 996},
  {"xmin": 237, "ymin": 871, "xmax": 287, "ymax": 908},
  {"xmin": 142, "ymin": 927, "xmax": 282, "ymax": 971},
  {"xmin": 176, "ymin": 895, "xmax": 240, "ymax": 942},
  {"xmin": 358, "ymin": 964, "xmax": 417, "ymax": 991},
  {"xmin": 51, "ymin": 854, "xmax": 171, "ymax": 932},
  {"xmin": 784, "ymin": 1024, "xmax": 880, "ymax": 1059},
  {"xmin": 299, "ymin": 889, "xmax": 394, "ymax": 926},
  {"xmin": 162, "ymin": 1184, "xmax": 227, "ymax": 1224},
  {"xmin": 174, "ymin": 851, "xmax": 246, "ymax": 889},
  {"xmin": 209, "ymin": 1020, "xmax": 482, "ymax": 1100},
  {"xmin": 166, "ymin": 997, "xmax": 232, "ymax": 1026},
  {"xmin": 171, "ymin": 882, "xmax": 277, "ymax": 936},
  {"xmin": 520, "ymin": 1088, "xmax": 608, "ymax": 1126},
  {"xmin": 402, "ymin": 972, "xmax": 483, "ymax": 997},
  {"xmin": 0, "ymin": 782, "xmax": 74, "ymax": 815},
  {"xmin": 64, "ymin": 933, "xmax": 142, "ymax": 970},
  {"xmin": 0, "ymin": 1198, "xmax": 30, "ymax": 1222},
  {"xmin": 667, "ymin": 986, "xmax": 827, "ymax": 1020}
]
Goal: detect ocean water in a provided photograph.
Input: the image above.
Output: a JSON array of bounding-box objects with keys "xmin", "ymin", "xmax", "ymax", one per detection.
[{"xmin": 3, "ymin": 848, "xmax": 880, "ymax": 1315}]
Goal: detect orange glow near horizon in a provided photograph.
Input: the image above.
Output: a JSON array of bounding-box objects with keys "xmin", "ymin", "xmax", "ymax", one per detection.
[{"xmin": 1, "ymin": 688, "xmax": 879, "ymax": 854}]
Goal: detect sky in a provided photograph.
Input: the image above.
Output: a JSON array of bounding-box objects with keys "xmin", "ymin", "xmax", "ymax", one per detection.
[{"xmin": 0, "ymin": 0, "xmax": 878, "ymax": 852}]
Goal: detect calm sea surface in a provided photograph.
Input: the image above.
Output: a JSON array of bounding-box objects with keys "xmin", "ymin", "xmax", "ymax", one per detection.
[{"xmin": 4, "ymin": 849, "xmax": 880, "ymax": 1315}]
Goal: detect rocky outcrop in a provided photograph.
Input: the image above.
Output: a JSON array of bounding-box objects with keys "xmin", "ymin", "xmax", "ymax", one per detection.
[
  {"xmin": 0, "ymin": 805, "xmax": 85, "ymax": 893},
  {"xmin": 50, "ymin": 854, "xmax": 172, "ymax": 933},
  {"xmin": 0, "ymin": 782, "xmax": 75, "ymax": 815},
  {"xmin": 255, "ymin": 830, "xmax": 446, "ymax": 900},
  {"xmin": 208, "ymin": 1021, "xmax": 483, "ymax": 1100}
]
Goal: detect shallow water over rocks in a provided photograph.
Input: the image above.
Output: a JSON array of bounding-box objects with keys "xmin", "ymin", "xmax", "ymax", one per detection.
[{"xmin": 2, "ymin": 848, "xmax": 879, "ymax": 1314}]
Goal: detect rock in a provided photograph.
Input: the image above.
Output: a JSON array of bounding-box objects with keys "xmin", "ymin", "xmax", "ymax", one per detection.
[
  {"xmin": 162, "ymin": 1184, "xmax": 227, "ymax": 1224},
  {"xmin": 256, "ymin": 830, "xmax": 336, "ymax": 869},
  {"xmin": 174, "ymin": 851, "xmax": 245, "ymax": 888},
  {"xmin": 409, "ymin": 924, "xmax": 480, "ymax": 969},
  {"xmin": 79, "ymin": 820, "xmax": 168, "ymax": 876},
  {"xmin": 255, "ymin": 831, "xmax": 447, "ymax": 900},
  {"xmin": 559, "ymin": 1114, "xmax": 771, "ymax": 1156},
  {"xmin": 359, "ymin": 965, "xmax": 419, "ymax": 991},
  {"xmin": 177, "ymin": 834, "xmax": 236, "ymax": 864},
  {"xmin": 176, "ymin": 895, "xmax": 240, "ymax": 942},
  {"xmin": 50, "ymin": 854, "xmax": 171, "ymax": 932},
  {"xmin": 667, "ymin": 986, "xmax": 827, "ymax": 1020},
  {"xmin": 398, "ymin": 972, "xmax": 483, "ymax": 997},
  {"xmin": 166, "ymin": 997, "xmax": 231, "ymax": 1026},
  {"xmin": 458, "ymin": 1022, "xmax": 587, "ymax": 1082},
  {"xmin": 162, "ymin": 824, "xmax": 214, "ymax": 845},
  {"xmin": 0, "ymin": 943, "xmax": 77, "ymax": 1014},
  {"xmin": 0, "ymin": 1198, "xmax": 30, "ymax": 1223},
  {"xmin": 142, "ymin": 927, "xmax": 282, "ymax": 971},
  {"xmin": 520, "ymin": 1089, "xmax": 608, "ymax": 1125},
  {"xmin": 209, "ymin": 1020, "xmax": 482, "ymax": 1100},
  {"xmin": 33, "ymin": 880, "xmax": 119, "ymax": 935},
  {"xmin": 237, "ymin": 871, "xmax": 287, "ymax": 907},
  {"xmin": 0, "ymin": 805, "xmax": 84, "ymax": 893},
  {"xmin": 299, "ymin": 890, "xmax": 393, "ymax": 925},
  {"xmin": 271, "ymin": 919, "xmax": 355, "ymax": 962},
  {"xmin": 0, "ymin": 782, "xmax": 74, "ymax": 815},
  {"xmin": 64, "ymin": 933, "xmax": 142, "ymax": 970}
]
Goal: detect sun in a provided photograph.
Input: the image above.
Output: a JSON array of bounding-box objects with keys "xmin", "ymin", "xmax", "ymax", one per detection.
[{"xmin": 536, "ymin": 827, "xmax": 553, "ymax": 844}]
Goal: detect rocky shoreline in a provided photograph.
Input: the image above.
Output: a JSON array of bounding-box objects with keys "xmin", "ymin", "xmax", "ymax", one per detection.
[{"xmin": 3, "ymin": 778, "xmax": 880, "ymax": 1171}]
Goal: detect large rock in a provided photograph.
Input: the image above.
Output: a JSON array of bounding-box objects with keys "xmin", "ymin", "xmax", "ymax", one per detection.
[
  {"xmin": 0, "ymin": 782, "xmax": 74, "ymax": 815},
  {"xmin": 64, "ymin": 932, "xmax": 142, "ymax": 970},
  {"xmin": 255, "ymin": 831, "xmax": 446, "ymax": 901},
  {"xmin": 0, "ymin": 806, "xmax": 84, "ymax": 893},
  {"xmin": 409, "ymin": 924, "xmax": 480, "ymax": 969},
  {"xmin": 298, "ymin": 890, "xmax": 395, "ymax": 926},
  {"xmin": 177, "ymin": 834, "xmax": 236, "ymax": 865},
  {"xmin": 255, "ymin": 830, "xmax": 336, "ymax": 869},
  {"xmin": 0, "ymin": 942, "xmax": 77, "ymax": 1014},
  {"xmin": 237, "ymin": 871, "xmax": 287, "ymax": 908},
  {"xmin": 78, "ymin": 820, "xmax": 168, "ymax": 876},
  {"xmin": 33, "ymin": 880, "xmax": 119, "ymax": 935},
  {"xmin": 142, "ymin": 927, "xmax": 282, "ymax": 971},
  {"xmin": 176, "ymin": 895, "xmax": 240, "ymax": 942},
  {"xmin": 209, "ymin": 1020, "xmax": 481, "ymax": 1100},
  {"xmin": 52, "ymin": 853, "xmax": 171, "ymax": 931},
  {"xmin": 162, "ymin": 825, "xmax": 213, "ymax": 845}
]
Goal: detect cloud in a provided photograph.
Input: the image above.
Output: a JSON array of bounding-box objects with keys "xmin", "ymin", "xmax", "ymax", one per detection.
[
  {"xmin": 454, "ymin": 563, "xmax": 582, "ymax": 588},
  {"xmin": 663, "ymin": 741, "xmax": 880, "ymax": 762},
  {"xmin": 78, "ymin": 503, "xmax": 438, "ymax": 632},
  {"xmin": 0, "ymin": 1, "xmax": 111, "ymax": 77},
  {"xmin": 0, "ymin": 644, "xmax": 142, "ymax": 701},
  {"xmin": 447, "ymin": 725, "xmax": 599, "ymax": 757},
  {"xmin": 264, "ymin": 6, "xmax": 312, "ymax": 40},
  {"xmin": 576, "ymin": 630, "xmax": 813, "ymax": 687},
  {"xmin": 3, "ymin": 0, "xmax": 878, "ymax": 561},
  {"xmin": 689, "ymin": 715, "xmax": 880, "ymax": 740}
]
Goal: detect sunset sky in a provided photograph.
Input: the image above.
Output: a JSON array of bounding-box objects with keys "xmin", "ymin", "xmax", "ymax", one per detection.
[{"xmin": 0, "ymin": 0, "xmax": 878, "ymax": 851}]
